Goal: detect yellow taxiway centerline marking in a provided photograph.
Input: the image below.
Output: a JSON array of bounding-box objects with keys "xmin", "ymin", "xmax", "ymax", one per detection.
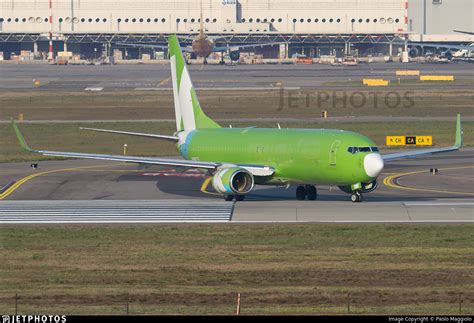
[
  {"xmin": 0, "ymin": 163, "xmax": 127, "ymax": 200},
  {"xmin": 157, "ymin": 76, "xmax": 171, "ymax": 87},
  {"xmin": 383, "ymin": 166, "xmax": 474, "ymax": 196}
]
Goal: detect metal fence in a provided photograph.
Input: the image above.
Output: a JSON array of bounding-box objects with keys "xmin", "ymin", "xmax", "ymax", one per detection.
[{"xmin": 1, "ymin": 292, "xmax": 471, "ymax": 315}]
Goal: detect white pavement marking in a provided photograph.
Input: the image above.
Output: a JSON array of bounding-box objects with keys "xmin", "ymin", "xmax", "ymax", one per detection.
[
  {"xmin": 84, "ymin": 87, "xmax": 104, "ymax": 91},
  {"xmin": 403, "ymin": 202, "xmax": 474, "ymax": 206},
  {"xmin": 1, "ymin": 200, "xmax": 472, "ymax": 224},
  {"xmin": 0, "ymin": 200, "xmax": 234, "ymax": 224}
]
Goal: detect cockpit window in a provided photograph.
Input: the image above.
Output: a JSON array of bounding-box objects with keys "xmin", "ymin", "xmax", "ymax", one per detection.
[{"xmin": 347, "ymin": 146, "xmax": 379, "ymax": 154}]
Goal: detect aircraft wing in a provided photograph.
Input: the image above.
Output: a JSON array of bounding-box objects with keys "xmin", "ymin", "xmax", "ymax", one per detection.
[
  {"xmin": 80, "ymin": 127, "xmax": 179, "ymax": 142},
  {"xmin": 405, "ymin": 42, "xmax": 474, "ymax": 51},
  {"xmin": 115, "ymin": 42, "xmax": 194, "ymax": 53},
  {"xmin": 12, "ymin": 121, "xmax": 275, "ymax": 177},
  {"xmin": 382, "ymin": 114, "xmax": 462, "ymax": 162},
  {"xmin": 454, "ymin": 30, "xmax": 474, "ymax": 35},
  {"xmin": 205, "ymin": 35, "xmax": 228, "ymax": 41},
  {"xmin": 176, "ymin": 35, "xmax": 198, "ymax": 41},
  {"xmin": 382, "ymin": 40, "xmax": 473, "ymax": 51},
  {"xmin": 115, "ymin": 41, "xmax": 285, "ymax": 54},
  {"xmin": 212, "ymin": 42, "xmax": 285, "ymax": 53}
]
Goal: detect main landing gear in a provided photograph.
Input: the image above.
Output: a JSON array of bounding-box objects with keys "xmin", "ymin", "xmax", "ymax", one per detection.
[
  {"xmin": 295, "ymin": 185, "xmax": 363, "ymax": 202},
  {"xmin": 296, "ymin": 185, "xmax": 318, "ymax": 201},
  {"xmin": 224, "ymin": 195, "xmax": 245, "ymax": 202},
  {"xmin": 350, "ymin": 191, "xmax": 363, "ymax": 203}
]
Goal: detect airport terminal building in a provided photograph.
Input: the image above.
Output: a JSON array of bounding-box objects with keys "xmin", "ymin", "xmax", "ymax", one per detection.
[{"xmin": 0, "ymin": 0, "xmax": 471, "ymax": 60}]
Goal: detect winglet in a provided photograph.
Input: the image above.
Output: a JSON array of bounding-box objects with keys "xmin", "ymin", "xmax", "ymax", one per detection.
[
  {"xmin": 454, "ymin": 114, "xmax": 463, "ymax": 148},
  {"xmin": 11, "ymin": 119, "xmax": 35, "ymax": 152}
]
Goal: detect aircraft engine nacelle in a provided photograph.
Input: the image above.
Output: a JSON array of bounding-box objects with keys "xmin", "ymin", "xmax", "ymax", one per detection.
[
  {"xmin": 211, "ymin": 167, "xmax": 254, "ymax": 195},
  {"xmin": 338, "ymin": 180, "xmax": 378, "ymax": 194},
  {"xmin": 442, "ymin": 50, "xmax": 453, "ymax": 61},
  {"xmin": 229, "ymin": 50, "xmax": 240, "ymax": 61},
  {"xmin": 408, "ymin": 47, "xmax": 419, "ymax": 58}
]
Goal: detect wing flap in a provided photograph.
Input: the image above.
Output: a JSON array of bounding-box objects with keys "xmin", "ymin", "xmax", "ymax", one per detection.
[{"xmin": 40, "ymin": 150, "xmax": 219, "ymax": 169}]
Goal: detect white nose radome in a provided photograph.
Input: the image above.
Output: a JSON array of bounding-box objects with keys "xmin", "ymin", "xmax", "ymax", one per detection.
[{"xmin": 364, "ymin": 153, "xmax": 384, "ymax": 178}]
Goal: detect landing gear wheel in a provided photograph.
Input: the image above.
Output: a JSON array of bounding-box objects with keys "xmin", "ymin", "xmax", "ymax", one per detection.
[
  {"xmin": 350, "ymin": 192, "xmax": 363, "ymax": 203},
  {"xmin": 235, "ymin": 195, "xmax": 245, "ymax": 202},
  {"xmin": 306, "ymin": 185, "xmax": 317, "ymax": 201},
  {"xmin": 296, "ymin": 186, "xmax": 307, "ymax": 200},
  {"xmin": 224, "ymin": 195, "xmax": 234, "ymax": 202}
]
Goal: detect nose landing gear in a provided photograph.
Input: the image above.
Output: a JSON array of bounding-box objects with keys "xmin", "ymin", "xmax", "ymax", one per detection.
[{"xmin": 350, "ymin": 191, "xmax": 363, "ymax": 203}]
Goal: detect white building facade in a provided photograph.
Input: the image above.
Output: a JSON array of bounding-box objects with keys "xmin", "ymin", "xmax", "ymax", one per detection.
[
  {"xmin": 14, "ymin": 1, "xmax": 474, "ymax": 60},
  {"xmin": 0, "ymin": 0, "xmax": 408, "ymax": 35}
]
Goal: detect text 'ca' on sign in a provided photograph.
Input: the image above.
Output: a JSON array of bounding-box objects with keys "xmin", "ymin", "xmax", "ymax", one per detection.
[
  {"xmin": 406, "ymin": 136, "xmax": 416, "ymax": 145},
  {"xmin": 415, "ymin": 136, "xmax": 432, "ymax": 146}
]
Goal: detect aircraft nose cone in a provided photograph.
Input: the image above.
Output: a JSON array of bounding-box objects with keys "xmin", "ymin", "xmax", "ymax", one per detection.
[{"xmin": 364, "ymin": 153, "xmax": 384, "ymax": 178}]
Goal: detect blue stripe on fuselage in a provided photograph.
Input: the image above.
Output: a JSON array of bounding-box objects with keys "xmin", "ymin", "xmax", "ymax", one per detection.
[{"xmin": 179, "ymin": 130, "xmax": 196, "ymax": 160}]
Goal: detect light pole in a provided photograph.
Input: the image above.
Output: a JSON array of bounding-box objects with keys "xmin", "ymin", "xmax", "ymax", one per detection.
[{"xmin": 423, "ymin": 0, "xmax": 427, "ymax": 40}]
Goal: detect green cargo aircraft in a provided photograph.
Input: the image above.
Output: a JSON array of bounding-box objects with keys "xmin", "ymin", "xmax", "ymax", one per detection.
[{"xmin": 13, "ymin": 35, "xmax": 463, "ymax": 202}]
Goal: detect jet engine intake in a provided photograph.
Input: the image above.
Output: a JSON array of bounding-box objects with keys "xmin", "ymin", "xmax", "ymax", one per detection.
[
  {"xmin": 229, "ymin": 50, "xmax": 240, "ymax": 61},
  {"xmin": 409, "ymin": 47, "xmax": 419, "ymax": 58},
  {"xmin": 212, "ymin": 167, "xmax": 254, "ymax": 194}
]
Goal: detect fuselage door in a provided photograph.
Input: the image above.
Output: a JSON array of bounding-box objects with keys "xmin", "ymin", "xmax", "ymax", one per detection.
[{"xmin": 329, "ymin": 140, "xmax": 340, "ymax": 166}]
